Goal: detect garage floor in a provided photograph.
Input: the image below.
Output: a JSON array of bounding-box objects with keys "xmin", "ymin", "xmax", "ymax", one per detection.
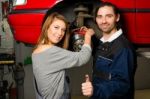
[
  {"xmin": 72, "ymin": 89, "xmax": 150, "ymax": 99},
  {"xmin": 135, "ymin": 89, "xmax": 150, "ymax": 99}
]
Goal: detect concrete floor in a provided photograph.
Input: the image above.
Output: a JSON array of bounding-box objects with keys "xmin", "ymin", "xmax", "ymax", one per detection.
[
  {"xmin": 72, "ymin": 89, "xmax": 150, "ymax": 99},
  {"xmin": 135, "ymin": 89, "xmax": 150, "ymax": 99}
]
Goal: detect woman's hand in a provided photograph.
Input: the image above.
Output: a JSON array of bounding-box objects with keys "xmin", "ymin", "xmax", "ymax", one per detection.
[
  {"xmin": 81, "ymin": 27, "xmax": 94, "ymax": 45},
  {"xmin": 80, "ymin": 26, "xmax": 95, "ymax": 37}
]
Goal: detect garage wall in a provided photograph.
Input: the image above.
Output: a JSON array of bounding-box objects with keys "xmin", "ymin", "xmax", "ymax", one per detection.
[{"xmin": 135, "ymin": 48, "xmax": 150, "ymax": 89}]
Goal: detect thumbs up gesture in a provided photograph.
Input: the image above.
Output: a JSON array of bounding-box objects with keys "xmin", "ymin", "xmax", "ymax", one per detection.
[{"xmin": 81, "ymin": 74, "xmax": 93, "ymax": 97}]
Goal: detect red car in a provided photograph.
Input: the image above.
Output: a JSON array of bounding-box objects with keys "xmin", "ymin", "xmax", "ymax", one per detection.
[{"xmin": 8, "ymin": 0, "xmax": 150, "ymax": 46}]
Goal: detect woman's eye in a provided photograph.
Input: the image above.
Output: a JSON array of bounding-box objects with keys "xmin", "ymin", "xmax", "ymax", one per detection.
[
  {"xmin": 54, "ymin": 26, "xmax": 59, "ymax": 29},
  {"xmin": 62, "ymin": 29, "xmax": 66, "ymax": 32}
]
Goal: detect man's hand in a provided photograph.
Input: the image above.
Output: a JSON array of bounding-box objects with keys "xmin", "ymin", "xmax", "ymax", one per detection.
[{"xmin": 81, "ymin": 74, "xmax": 93, "ymax": 97}]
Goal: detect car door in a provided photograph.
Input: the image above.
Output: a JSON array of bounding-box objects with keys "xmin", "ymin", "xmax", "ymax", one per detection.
[{"xmin": 135, "ymin": 0, "xmax": 150, "ymax": 44}]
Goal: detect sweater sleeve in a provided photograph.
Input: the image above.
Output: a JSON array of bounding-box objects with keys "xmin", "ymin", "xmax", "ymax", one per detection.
[
  {"xmin": 92, "ymin": 48, "xmax": 135, "ymax": 99},
  {"xmin": 61, "ymin": 44, "xmax": 92, "ymax": 68},
  {"xmin": 36, "ymin": 44, "xmax": 92, "ymax": 73}
]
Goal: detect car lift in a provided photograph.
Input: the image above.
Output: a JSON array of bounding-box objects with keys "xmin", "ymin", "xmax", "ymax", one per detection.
[{"xmin": 0, "ymin": 1, "xmax": 25, "ymax": 99}]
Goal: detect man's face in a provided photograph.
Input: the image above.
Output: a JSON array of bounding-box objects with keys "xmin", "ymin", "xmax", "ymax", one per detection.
[{"xmin": 96, "ymin": 6, "xmax": 120, "ymax": 34}]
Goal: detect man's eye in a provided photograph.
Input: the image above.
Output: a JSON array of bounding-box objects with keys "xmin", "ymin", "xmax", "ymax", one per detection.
[
  {"xmin": 107, "ymin": 15, "xmax": 113, "ymax": 18},
  {"xmin": 97, "ymin": 15, "xmax": 102, "ymax": 19}
]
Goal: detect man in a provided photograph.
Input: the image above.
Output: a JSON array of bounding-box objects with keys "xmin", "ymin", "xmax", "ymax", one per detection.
[{"xmin": 82, "ymin": 2, "xmax": 137, "ymax": 99}]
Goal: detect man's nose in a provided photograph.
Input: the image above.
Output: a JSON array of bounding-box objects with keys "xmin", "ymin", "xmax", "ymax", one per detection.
[{"xmin": 102, "ymin": 17, "xmax": 106, "ymax": 23}]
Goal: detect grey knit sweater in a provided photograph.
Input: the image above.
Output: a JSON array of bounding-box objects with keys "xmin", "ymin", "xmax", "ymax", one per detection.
[{"xmin": 32, "ymin": 44, "xmax": 91, "ymax": 99}]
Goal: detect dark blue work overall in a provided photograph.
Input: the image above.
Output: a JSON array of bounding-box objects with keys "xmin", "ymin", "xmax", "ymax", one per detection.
[{"xmin": 91, "ymin": 34, "xmax": 137, "ymax": 99}]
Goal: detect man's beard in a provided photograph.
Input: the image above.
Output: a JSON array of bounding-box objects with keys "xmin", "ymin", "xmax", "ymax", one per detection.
[{"xmin": 100, "ymin": 24, "xmax": 116, "ymax": 34}]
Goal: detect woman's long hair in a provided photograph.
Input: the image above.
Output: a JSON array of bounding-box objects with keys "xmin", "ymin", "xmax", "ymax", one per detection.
[{"xmin": 33, "ymin": 12, "xmax": 70, "ymax": 50}]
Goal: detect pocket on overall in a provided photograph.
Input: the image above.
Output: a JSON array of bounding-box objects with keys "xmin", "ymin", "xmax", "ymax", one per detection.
[{"xmin": 95, "ymin": 56, "xmax": 112, "ymax": 72}]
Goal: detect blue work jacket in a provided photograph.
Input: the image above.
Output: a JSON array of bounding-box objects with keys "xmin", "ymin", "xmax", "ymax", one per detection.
[{"xmin": 92, "ymin": 34, "xmax": 137, "ymax": 99}]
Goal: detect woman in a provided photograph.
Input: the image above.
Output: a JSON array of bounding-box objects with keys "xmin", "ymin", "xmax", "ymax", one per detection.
[{"xmin": 32, "ymin": 12, "xmax": 94, "ymax": 99}]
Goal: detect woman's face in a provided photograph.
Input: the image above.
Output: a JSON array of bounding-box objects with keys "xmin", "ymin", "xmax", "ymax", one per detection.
[{"xmin": 47, "ymin": 18, "xmax": 66, "ymax": 45}]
